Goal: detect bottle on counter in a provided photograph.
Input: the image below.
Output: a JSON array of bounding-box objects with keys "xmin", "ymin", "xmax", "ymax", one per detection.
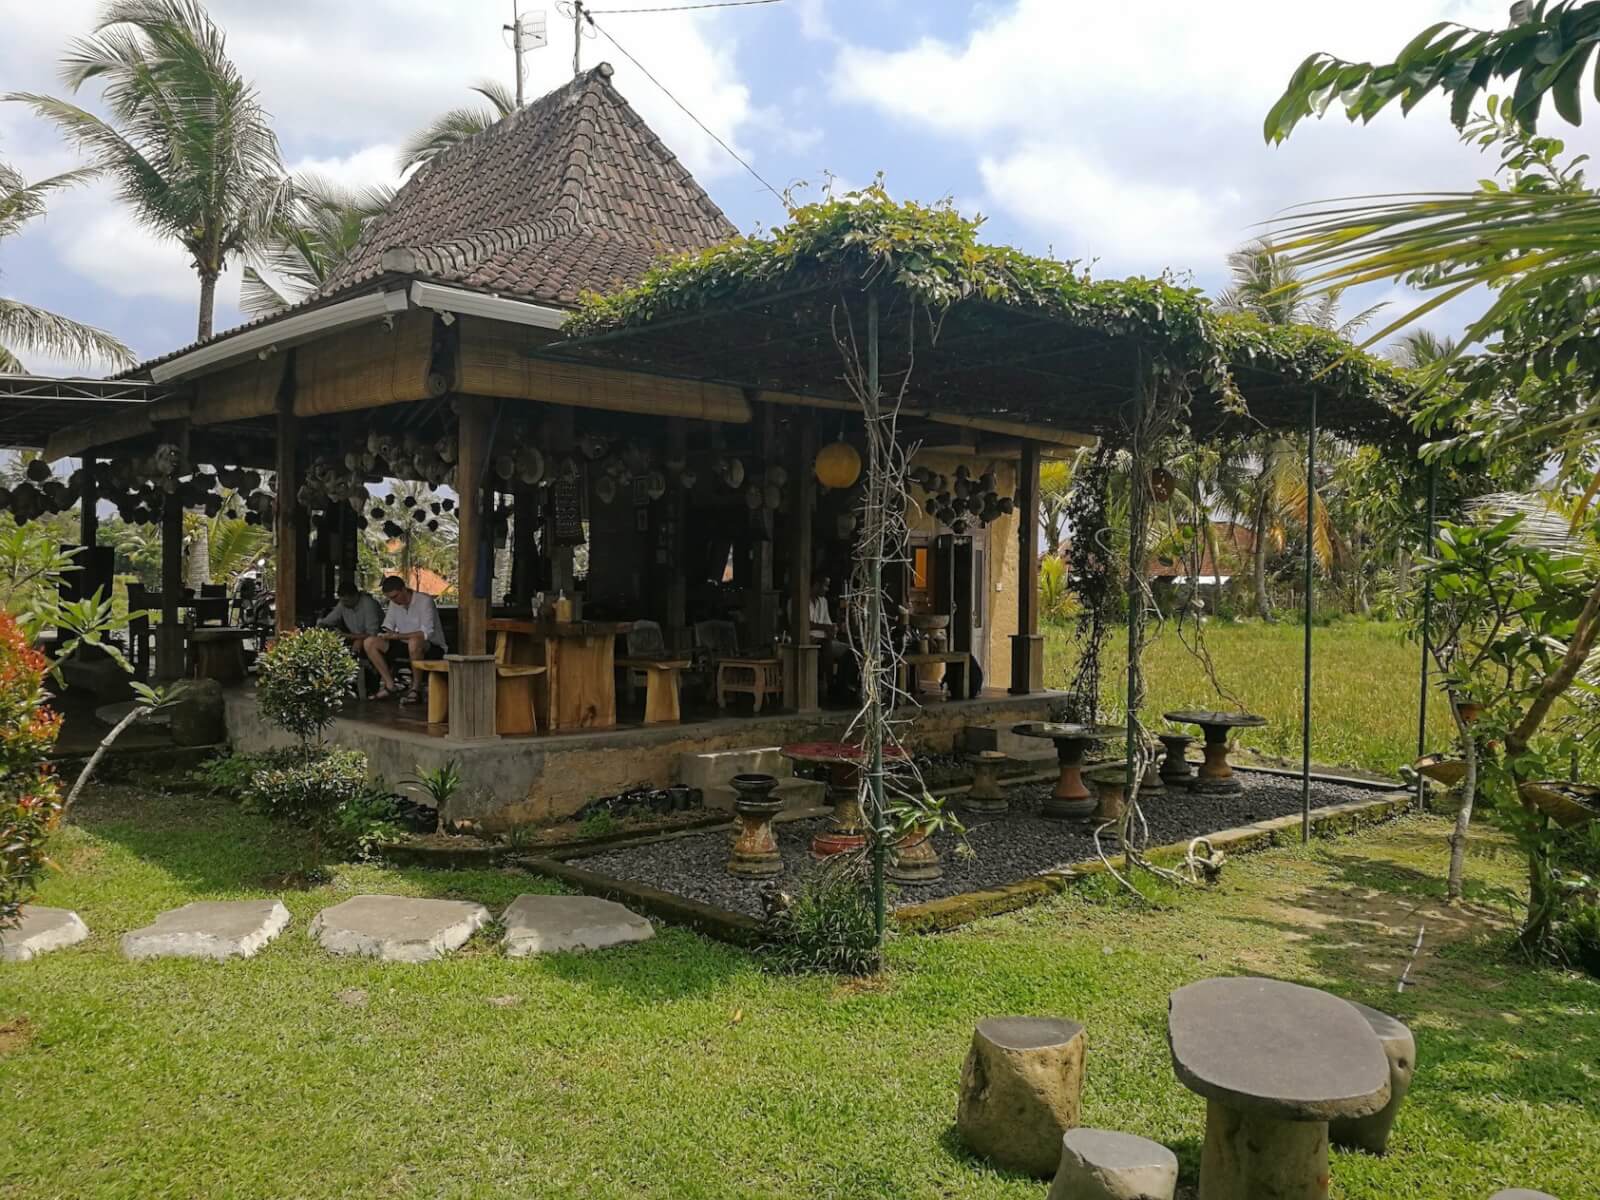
[{"xmin": 553, "ymin": 589, "xmax": 573, "ymax": 623}]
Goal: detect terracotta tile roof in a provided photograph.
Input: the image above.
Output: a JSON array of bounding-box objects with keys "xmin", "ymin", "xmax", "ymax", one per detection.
[{"xmin": 319, "ymin": 63, "xmax": 737, "ymax": 304}]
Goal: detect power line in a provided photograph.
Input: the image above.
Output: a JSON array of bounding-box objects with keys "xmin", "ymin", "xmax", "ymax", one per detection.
[
  {"xmin": 582, "ymin": 10, "xmax": 787, "ymax": 209},
  {"xmin": 585, "ymin": 1, "xmax": 783, "ymax": 13}
]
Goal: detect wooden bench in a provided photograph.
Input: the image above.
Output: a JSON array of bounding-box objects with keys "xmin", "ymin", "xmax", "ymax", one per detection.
[
  {"xmin": 414, "ymin": 634, "xmax": 548, "ymax": 735},
  {"xmin": 897, "ymin": 650, "xmax": 969, "ymax": 700},
  {"xmin": 615, "ymin": 656, "xmax": 692, "ymax": 724}
]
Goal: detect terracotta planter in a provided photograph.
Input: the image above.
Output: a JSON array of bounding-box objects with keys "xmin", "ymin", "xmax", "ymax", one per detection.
[
  {"xmin": 727, "ymin": 773, "xmax": 784, "ymax": 878},
  {"xmin": 1454, "ymin": 701, "xmax": 1482, "ymax": 725},
  {"xmin": 887, "ymin": 822, "xmax": 943, "ymax": 884}
]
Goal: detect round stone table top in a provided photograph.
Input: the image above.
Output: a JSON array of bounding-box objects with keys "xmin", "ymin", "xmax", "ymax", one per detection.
[
  {"xmin": 1010, "ymin": 722, "xmax": 1126, "ymax": 744},
  {"xmin": 1164, "ymin": 710, "xmax": 1268, "ymax": 730},
  {"xmin": 1167, "ymin": 977, "xmax": 1390, "ymax": 1122}
]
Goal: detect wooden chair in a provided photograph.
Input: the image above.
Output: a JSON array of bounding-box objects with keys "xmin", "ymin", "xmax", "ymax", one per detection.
[
  {"xmin": 616, "ymin": 620, "xmax": 690, "ymax": 725},
  {"xmin": 410, "ymin": 634, "xmax": 546, "ymax": 735}
]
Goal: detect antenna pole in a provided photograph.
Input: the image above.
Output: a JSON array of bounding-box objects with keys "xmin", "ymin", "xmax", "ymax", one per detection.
[
  {"xmin": 573, "ymin": 0, "xmax": 584, "ymax": 77},
  {"xmin": 504, "ymin": 1, "xmax": 525, "ymax": 108}
]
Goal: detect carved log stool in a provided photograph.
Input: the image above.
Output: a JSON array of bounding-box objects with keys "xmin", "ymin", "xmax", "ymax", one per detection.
[
  {"xmin": 956, "ymin": 1016, "xmax": 1086, "ymax": 1178},
  {"xmin": 1086, "ymin": 765, "xmax": 1127, "ymax": 846},
  {"xmin": 1048, "ymin": 1128, "xmax": 1178, "ymax": 1200},
  {"xmin": 1329, "ymin": 1001, "xmax": 1415, "ymax": 1156},
  {"xmin": 1157, "ymin": 734, "xmax": 1194, "ymax": 786},
  {"xmin": 965, "ymin": 750, "xmax": 1009, "ymax": 815},
  {"xmin": 726, "ymin": 773, "xmax": 784, "ymax": 878}
]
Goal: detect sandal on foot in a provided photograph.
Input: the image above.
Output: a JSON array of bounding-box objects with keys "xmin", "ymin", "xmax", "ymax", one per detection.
[
  {"xmin": 373, "ymin": 684, "xmax": 398, "ymax": 701},
  {"xmin": 400, "ymin": 689, "xmax": 422, "ymax": 705}
]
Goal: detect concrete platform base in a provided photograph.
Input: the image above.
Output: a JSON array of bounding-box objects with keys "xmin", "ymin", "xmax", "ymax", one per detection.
[
  {"xmin": 1, "ymin": 905, "xmax": 90, "ymax": 962},
  {"xmin": 310, "ymin": 895, "xmax": 489, "ymax": 962},
  {"xmin": 501, "ymin": 894, "xmax": 653, "ymax": 956},
  {"xmin": 122, "ymin": 900, "xmax": 290, "ymax": 961}
]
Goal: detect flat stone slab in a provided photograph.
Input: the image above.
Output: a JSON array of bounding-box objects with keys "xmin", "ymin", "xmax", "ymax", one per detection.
[
  {"xmin": 0, "ymin": 905, "xmax": 90, "ymax": 962},
  {"xmin": 310, "ymin": 895, "xmax": 489, "ymax": 962},
  {"xmin": 1168, "ymin": 976, "xmax": 1390, "ymax": 1122},
  {"xmin": 1490, "ymin": 1192, "xmax": 1559, "ymax": 1200},
  {"xmin": 501, "ymin": 894, "xmax": 653, "ymax": 956},
  {"xmin": 122, "ymin": 900, "xmax": 290, "ymax": 961},
  {"xmin": 1050, "ymin": 1128, "xmax": 1178, "ymax": 1200}
]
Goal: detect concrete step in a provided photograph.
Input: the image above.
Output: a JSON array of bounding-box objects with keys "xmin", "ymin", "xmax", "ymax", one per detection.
[
  {"xmin": 676, "ymin": 746, "xmax": 794, "ymax": 790},
  {"xmin": 961, "ymin": 723, "xmax": 1059, "ymax": 766},
  {"xmin": 704, "ymin": 776, "xmax": 827, "ymax": 813}
]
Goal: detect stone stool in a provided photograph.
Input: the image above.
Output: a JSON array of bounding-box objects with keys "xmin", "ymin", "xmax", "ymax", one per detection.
[
  {"xmin": 965, "ymin": 750, "xmax": 1009, "ymax": 815},
  {"xmin": 1048, "ymin": 1129, "xmax": 1177, "ymax": 1200},
  {"xmin": 1086, "ymin": 764, "xmax": 1127, "ymax": 843},
  {"xmin": 1157, "ymin": 734, "xmax": 1194, "ymax": 786},
  {"xmin": 1139, "ymin": 741, "xmax": 1164, "ymax": 794},
  {"xmin": 1330, "ymin": 1001, "xmax": 1415, "ymax": 1155},
  {"xmin": 956, "ymin": 1016, "xmax": 1085, "ymax": 1178}
]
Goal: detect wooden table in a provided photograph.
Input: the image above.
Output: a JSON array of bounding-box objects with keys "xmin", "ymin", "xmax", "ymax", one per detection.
[
  {"xmin": 897, "ymin": 650, "xmax": 968, "ymax": 699},
  {"xmin": 1011, "ymin": 722, "xmax": 1126, "ymax": 819},
  {"xmin": 487, "ymin": 619, "xmax": 632, "ymax": 732},
  {"xmin": 1168, "ymin": 977, "xmax": 1390, "ymax": 1199},
  {"xmin": 1164, "ymin": 710, "xmax": 1267, "ymax": 794}
]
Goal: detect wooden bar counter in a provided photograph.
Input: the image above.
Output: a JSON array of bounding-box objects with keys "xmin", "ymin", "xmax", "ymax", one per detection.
[{"xmin": 487, "ymin": 619, "xmax": 633, "ymax": 731}]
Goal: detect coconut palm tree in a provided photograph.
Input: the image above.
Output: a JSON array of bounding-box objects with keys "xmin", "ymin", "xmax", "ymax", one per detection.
[
  {"xmin": 1390, "ymin": 329, "xmax": 1459, "ymax": 371},
  {"xmin": 8, "ymin": 0, "xmax": 289, "ymax": 341},
  {"xmin": 397, "ymin": 80, "xmax": 517, "ymax": 174},
  {"xmin": 0, "ymin": 157, "xmax": 133, "ymax": 371},
  {"xmin": 241, "ymin": 175, "xmax": 394, "ymax": 317}
]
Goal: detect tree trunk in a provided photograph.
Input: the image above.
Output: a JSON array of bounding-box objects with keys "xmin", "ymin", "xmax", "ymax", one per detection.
[
  {"xmin": 187, "ymin": 518, "xmax": 210, "ymax": 590},
  {"xmin": 197, "ymin": 270, "xmax": 218, "ymax": 341},
  {"xmin": 1251, "ymin": 491, "xmax": 1272, "ymax": 620},
  {"xmin": 1445, "ymin": 698, "xmax": 1476, "ymax": 904}
]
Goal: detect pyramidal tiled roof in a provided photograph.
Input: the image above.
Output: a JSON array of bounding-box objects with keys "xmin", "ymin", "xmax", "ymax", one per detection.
[{"xmin": 319, "ymin": 63, "xmax": 739, "ymax": 306}]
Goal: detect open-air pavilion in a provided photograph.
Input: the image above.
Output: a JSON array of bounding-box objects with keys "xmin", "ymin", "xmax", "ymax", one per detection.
[{"xmin": 0, "ymin": 65, "xmax": 1425, "ymax": 836}]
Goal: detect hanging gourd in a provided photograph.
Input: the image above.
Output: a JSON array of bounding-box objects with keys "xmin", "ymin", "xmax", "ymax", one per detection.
[
  {"xmin": 1149, "ymin": 467, "xmax": 1176, "ymax": 502},
  {"xmin": 814, "ymin": 438, "xmax": 861, "ymax": 489}
]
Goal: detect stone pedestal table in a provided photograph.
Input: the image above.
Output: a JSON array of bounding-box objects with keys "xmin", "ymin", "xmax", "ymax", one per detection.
[
  {"xmin": 781, "ymin": 740, "xmax": 907, "ymax": 858},
  {"xmin": 1162, "ymin": 712, "xmax": 1266, "ymax": 795},
  {"xmin": 1167, "ymin": 977, "xmax": 1390, "ymax": 1200},
  {"xmin": 1011, "ymin": 722, "xmax": 1126, "ymax": 819}
]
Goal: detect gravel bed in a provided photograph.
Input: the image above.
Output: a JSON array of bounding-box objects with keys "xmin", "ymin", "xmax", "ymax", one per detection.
[{"xmin": 576, "ymin": 772, "xmax": 1390, "ymax": 918}]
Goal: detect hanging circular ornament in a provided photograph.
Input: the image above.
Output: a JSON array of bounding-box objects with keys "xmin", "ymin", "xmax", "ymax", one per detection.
[
  {"xmin": 723, "ymin": 457, "xmax": 746, "ymax": 489},
  {"xmin": 813, "ymin": 439, "xmax": 860, "ymax": 489},
  {"xmin": 595, "ymin": 476, "xmax": 617, "ymax": 505},
  {"xmin": 678, "ymin": 468, "xmax": 698, "ymax": 490},
  {"xmin": 744, "ymin": 483, "xmax": 762, "ymax": 511},
  {"xmin": 764, "ymin": 483, "xmax": 782, "ymax": 510},
  {"xmin": 766, "ymin": 465, "xmax": 788, "ymax": 489},
  {"xmin": 494, "ymin": 454, "xmax": 514, "ymax": 481},
  {"xmin": 645, "ymin": 470, "xmax": 667, "ymax": 501},
  {"xmin": 515, "ymin": 446, "xmax": 545, "ymax": 485},
  {"xmin": 25, "ymin": 458, "xmax": 51, "ymax": 483}
]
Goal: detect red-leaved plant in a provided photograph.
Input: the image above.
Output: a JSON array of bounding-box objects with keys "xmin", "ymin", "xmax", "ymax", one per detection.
[{"xmin": 0, "ymin": 611, "xmax": 63, "ymax": 929}]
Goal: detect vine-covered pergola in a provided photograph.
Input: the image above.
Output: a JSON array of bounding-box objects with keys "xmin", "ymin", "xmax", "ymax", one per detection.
[{"xmin": 550, "ymin": 192, "xmax": 1427, "ymax": 925}]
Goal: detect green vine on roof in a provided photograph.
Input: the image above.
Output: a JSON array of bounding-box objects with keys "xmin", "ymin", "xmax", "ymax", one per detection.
[{"xmin": 567, "ymin": 182, "xmax": 1422, "ymax": 442}]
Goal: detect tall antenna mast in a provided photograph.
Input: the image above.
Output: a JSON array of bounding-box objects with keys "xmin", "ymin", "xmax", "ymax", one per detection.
[{"xmin": 503, "ymin": 4, "xmax": 549, "ymax": 107}]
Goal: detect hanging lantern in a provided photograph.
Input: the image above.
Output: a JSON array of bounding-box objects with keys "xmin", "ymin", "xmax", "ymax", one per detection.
[
  {"xmin": 1149, "ymin": 467, "xmax": 1176, "ymax": 503},
  {"xmin": 814, "ymin": 439, "xmax": 861, "ymax": 489}
]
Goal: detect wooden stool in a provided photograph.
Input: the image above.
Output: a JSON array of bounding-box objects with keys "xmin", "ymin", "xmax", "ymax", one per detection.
[
  {"xmin": 494, "ymin": 664, "xmax": 545, "ymax": 735},
  {"xmin": 617, "ymin": 657, "xmax": 691, "ymax": 724},
  {"xmin": 413, "ymin": 660, "xmax": 451, "ymax": 725},
  {"xmin": 716, "ymin": 656, "xmax": 782, "ymax": 713}
]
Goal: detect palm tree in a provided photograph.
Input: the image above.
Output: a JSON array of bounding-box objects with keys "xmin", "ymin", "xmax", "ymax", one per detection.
[
  {"xmin": 397, "ymin": 80, "xmax": 517, "ymax": 174},
  {"xmin": 1390, "ymin": 329, "xmax": 1459, "ymax": 371},
  {"xmin": 0, "ymin": 157, "xmax": 133, "ymax": 371},
  {"xmin": 8, "ymin": 0, "xmax": 289, "ymax": 341},
  {"xmin": 242, "ymin": 175, "xmax": 394, "ymax": 317},
  {"xmin": 1038, "ymin": 458, "xmax": 1074, "ymax": 557}
]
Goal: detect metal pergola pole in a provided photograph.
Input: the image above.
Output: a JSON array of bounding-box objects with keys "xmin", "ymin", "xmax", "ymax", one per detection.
[
  {"xmin": 1126, "ymin": 386, "xmax": 1143, "ymax": 814},
  {"xmin": 1416, "ymin": 461, "xmax": 1438, "ymax": 809},
  {"xmin": 866, "ymin": 291, "xmax": 887, "ymax": 948},
  {"xmin": 1301, "ymin": 393, "xmax": 1317, "ymax": 844}
]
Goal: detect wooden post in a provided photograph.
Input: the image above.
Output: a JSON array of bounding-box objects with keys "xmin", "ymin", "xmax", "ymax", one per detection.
[
  {"xmin": 746, "ymin": 401, "xmax": 777, "ymax": 647},
  {"xmin": 274, "ymin": 389, "xmax": 299, "ymax": 637},
  {"xmin": 78, "ymin": 456, "xmax": 97, "ymax": 551},
  {"xmin": 456, "ymin": 396, "xmax": 492, "ymax": 655},
  {"xmin": 1009, "ymin": 439, "xmax": 1044, "ymax": 694},
  {"xmin": 510, "ymin": 484, "xmax": 538, "ymax": 602},
  {"xmin": 665, "ymin": 418, "xmax": 688, "ymax": 648},
  {"xmin": 785, "ymin": 411, "xmax": 818, "ymax": 712},
  {"xmin": 444, "ymin": 654, "xmax": 497, "ymax": 740},
  {"xmin": 153, "ymin": 424, "xmax": 190, "ymax": 679}
]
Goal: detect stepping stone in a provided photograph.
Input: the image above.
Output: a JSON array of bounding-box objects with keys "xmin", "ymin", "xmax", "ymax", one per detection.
[
  {"xmin": 957, "ymin": 1016, "xmax": 1086, "ymax": 1178},
  {"xmin": 1330, "ymin": 1000, "xmax": 1416, "ymax": 1156},
  {"xmin": 0, "ymin": 905, "xmax": 90, "ymax": 962},
  {"xmin": 1490, "ymin": 1192, "xmax": 1559, "ymax": 1200},
  {"xmin": 122, "ymin": 900, "xmax": 290, "ymax": 961},
  {"xmin": 501, "ymin": 894, "xmax": 654, "ymax": 956},
  {"xmin": 1049, "ymin": 1129, "xmax": 1177, "ymax": 1200},
  {"xmin": 310, "ymin": 895, "xmax": 488, "ymax": 963}
]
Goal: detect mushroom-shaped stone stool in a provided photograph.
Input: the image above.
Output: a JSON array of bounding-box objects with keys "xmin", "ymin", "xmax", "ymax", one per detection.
[
  {"xmin": 1329, "ymin": 1001, "xmax": 1415, "ymax": 1155},
  {"xmin": 727, "ymin": 773, "xmax": 784, "ymax": 878},
  {"xmin": 957, "ymin": 1016, "xmax": 1086, "ymax": 1178},
  {"xmin": 1086, "ymin": 764, "xmax": 1127, "ymax": 843},
  {"xmin": 965, "ymin": 750, "xmax": 1010, "ymax": 815},
  {"xmin": 1157, "ymin": 734, "xmax": 1194, "ymax": 786},
  {"xmin": 1048, "ymin": 1129, "xmax": 1177, "ymax": 1200},
  {"xmin": 1489, "ymin": 1191, "xmax": 1559, "ymax": 1199}
]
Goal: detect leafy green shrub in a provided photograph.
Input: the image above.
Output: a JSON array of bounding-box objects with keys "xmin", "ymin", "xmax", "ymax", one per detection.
[
  {"xmin": 256, "ymin": 628, "xmax": 357, "ymax": 751},
  {"xmin": 0, "ymin": 612, "xmax": 63, "ymax": 928},
  {"xmin": 1557, "ymin": 899, "xmax": 1600, "ymax": 979},
  {"xmin": 403, "ymin": 760, "xmax": 461, "ymax": 810},
  {"xmin": 577, "ymin": 809, "xmax": 621, "ymax": 840},
  {"xmin": 249, "ymin": 747, "xmax": 369, "ymax": 862},
  {"xmin": 762, "ymin": 869, "xmax": 881, "ymax": 976},
  {"xmin": 330, "ymin": 789, "xmax": 405, "ymax": 861},
  {"xmin": 190, "ymin": 751, "xmax": 275, "ymax": 798}
]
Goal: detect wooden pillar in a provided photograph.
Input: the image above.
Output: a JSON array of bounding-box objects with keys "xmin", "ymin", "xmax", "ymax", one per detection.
[
  {"xmin": 155, "ymin": 425, "xmax": 189, "ymax": 680},
  {"xmin": 78, "ymin": 456, "xmax": 98, "ymax": 549},
  {"xmin": 1009, "ymin": 439, "xmax": 1044, "ymax": 694},
  {"xmin": 274, "ymin": 391, "xmax": 299, "ymax": 637},
  {"xmin": 456, "ymin": 395, "xmax": 492, "ymax": 656},
  {"xmin": 747, "ymin": 401, "xmax": 777, "ymax": 647},
  {"xmin": 784, "ymin": 412, "xmax": 818, "ymax": 712},
  {"xmin": 546, "ymin": 407, "xmax": 576, "ymax": 597},
  {"xmin": 665, "ymin": 418, "xmax": 688, "ymax": 648}
]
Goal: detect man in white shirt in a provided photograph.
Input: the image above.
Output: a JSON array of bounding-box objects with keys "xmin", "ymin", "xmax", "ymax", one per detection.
[
  {"xmin": 809, "ymin": 574, "xmax": 848, "ymax": 695},
  {"xmin": 366, "ymin": 575, "xmax": 447, "ymax": 703}
]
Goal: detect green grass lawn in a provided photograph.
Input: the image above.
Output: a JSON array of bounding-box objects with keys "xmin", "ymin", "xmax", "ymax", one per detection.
[
  {"xmin": 3, "ymin": 780, "xmax": 1595, "ymax": 1200},
  {"xmin": 1045, "ymin": 617, "xmax": 1456, "ymax": 777}
]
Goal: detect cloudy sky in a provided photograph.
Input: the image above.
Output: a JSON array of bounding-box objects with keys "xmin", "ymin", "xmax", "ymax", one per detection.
[{"xmin": 3, "ymin": 0, "xmax": 1594, "ymax": 377}]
